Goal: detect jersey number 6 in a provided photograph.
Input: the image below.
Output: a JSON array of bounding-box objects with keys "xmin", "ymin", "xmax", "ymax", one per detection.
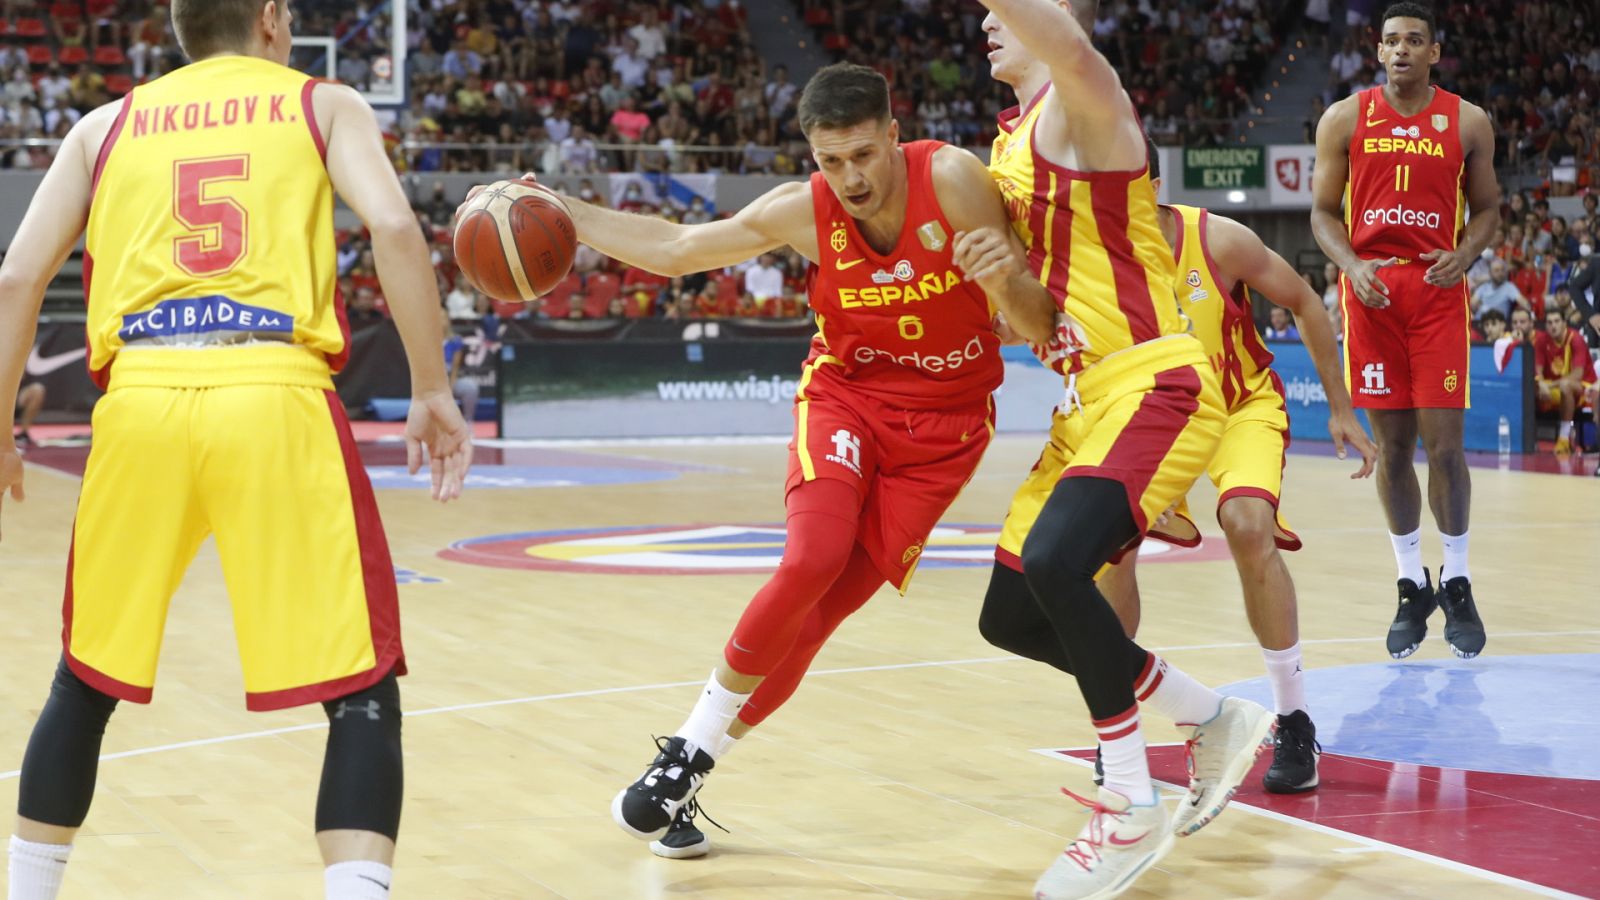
[
  {"xmin": 898, "ymin": 315, "xmax": 925, "ymax": 341},
  {"xmin": 173, "ymin": 155, "xmax": 251, "ymax": 278}
]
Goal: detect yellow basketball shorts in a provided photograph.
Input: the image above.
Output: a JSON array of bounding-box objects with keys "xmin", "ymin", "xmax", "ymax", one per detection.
[
  {"xmin": 64, "ymin": 345, "xmax": 404, "ymax": 711},
  {"xmin": 1151, "ymin": 369, "xmax": 1301, "ymax": 552},
  {"xmin": 995, "ymin": 336, "xmax": 1226, "ymax": 571}
]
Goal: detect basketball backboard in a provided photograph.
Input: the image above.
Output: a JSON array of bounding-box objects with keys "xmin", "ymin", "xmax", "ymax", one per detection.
[{"xmin": 291, "ymin": 0, "xmax": 407, "ymax": 108}]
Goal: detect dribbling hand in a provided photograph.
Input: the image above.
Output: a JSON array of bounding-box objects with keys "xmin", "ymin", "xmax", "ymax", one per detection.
[
  {"xmin": 0, "ymin": 445, "xmax": 23, "ymax": 542},
  {"xmin": 405, "ymin": 391, "xmax": 474, "ymax": 502},
  {"xmin": 1347, "ymin": 257, "xmax": 1397, "ymax": 308}
]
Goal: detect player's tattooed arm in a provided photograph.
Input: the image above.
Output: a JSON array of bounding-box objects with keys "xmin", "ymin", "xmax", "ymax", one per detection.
[
  {"xmin": 1422, "ymin": 101, "xmax": 1501, "ymax": 288},
  {"xmin": 1209, "ymin": 213, "xmax": 1377, "ymax": 478},
  {"xmin": 933, "ymin": 147, "xmax": 1056, "ymax": 346}
]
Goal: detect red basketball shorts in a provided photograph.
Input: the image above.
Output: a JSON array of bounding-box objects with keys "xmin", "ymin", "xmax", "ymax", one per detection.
[
  {"xmin": 1341, "ymin": 260, "xmax": 1471, "ymax": 409},
  {"xmin": 786, "ymin": 384, "xmax": 994, "ymax": 593}
]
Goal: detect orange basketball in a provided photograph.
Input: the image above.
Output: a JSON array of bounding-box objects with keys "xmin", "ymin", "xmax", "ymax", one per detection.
[{"xmin": 453, "ymin": 179, "xmax": 577, "ymax": 303}]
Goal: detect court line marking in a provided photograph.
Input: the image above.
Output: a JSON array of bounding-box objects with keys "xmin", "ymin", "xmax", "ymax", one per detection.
[
  {"xmin": 1037, "ymin": 749, "xmax": 1583, "ymax": 899},
  {"xmin": 2, "ymin": 630, "xmax": 1595, "ymax": 781}
]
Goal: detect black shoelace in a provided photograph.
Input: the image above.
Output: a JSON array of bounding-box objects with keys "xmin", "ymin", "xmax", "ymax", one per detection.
[
  {"xmin": 679, "ymin": 796, "xmax": 729, "ymax": 834},
  {"xmin": 1277, "ymin": 724, "xmax": 1321, "ymax": 758}
]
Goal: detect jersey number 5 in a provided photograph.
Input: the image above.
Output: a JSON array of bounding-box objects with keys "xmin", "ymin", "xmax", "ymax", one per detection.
[{"xmin": 173, "ymin": 155, "xmax": 251, "ymax": 277}]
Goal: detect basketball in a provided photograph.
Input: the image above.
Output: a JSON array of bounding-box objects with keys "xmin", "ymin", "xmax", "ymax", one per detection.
[{"xmin": 453, "ymin": 179, "xmax": 577, "ymax": 303}]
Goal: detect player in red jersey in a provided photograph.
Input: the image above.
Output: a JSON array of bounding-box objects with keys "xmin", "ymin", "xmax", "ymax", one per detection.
[
  {"xmin": 509, "ymin": 64, "xmax": 1055, "ymax": 859},
  {"xmin": 1311, "ymin": 1, "xmax": 1501, "ymax": 661}
]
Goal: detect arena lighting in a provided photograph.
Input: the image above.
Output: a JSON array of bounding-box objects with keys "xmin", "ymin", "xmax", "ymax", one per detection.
[{"xmin": 1227, "ymin": 190, "xmax": 1247, "ymax": 203}]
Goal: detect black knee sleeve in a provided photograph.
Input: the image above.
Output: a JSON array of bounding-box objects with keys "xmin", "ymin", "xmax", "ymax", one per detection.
[
  {"xmin": 17, "ymin": 658, "xmax": 119, "ymax": 827},
  {"xmin": 1017, "ymin": 478, "xmax": 1152, "ymax": 719},
  {"xmin": 316, "ymin": 672, "xmax": 403, "ymax": 840},
  {"xmin": 979, "ymin": 562, "xmax": 1078, "ymax": 674}
]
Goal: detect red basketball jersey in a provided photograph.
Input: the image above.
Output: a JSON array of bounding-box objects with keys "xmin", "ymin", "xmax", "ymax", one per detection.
[
  {"xmin": 804, "ymin": 140, "xmax": 1002, "ymax": 410},
  {"xmin": 1346, "ymin": 86, "xmax": 1466, "ymax": 261}
]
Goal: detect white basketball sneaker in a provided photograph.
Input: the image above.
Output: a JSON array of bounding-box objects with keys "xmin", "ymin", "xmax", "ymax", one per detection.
[
  {"xmin": 1171, "ymin": 696, "xmax": 1276, "ymax": 836},
  {"xmin": 1033, "ymin": 787, "xmax": 1174, "ymax": 900}
]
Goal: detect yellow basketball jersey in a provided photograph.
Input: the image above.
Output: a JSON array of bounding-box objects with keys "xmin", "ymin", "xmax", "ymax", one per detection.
[
  {"xmin": 989, "ymin": 86, "xmax": 1183, "ymax": 374},
  {"xmin": 84, "ymin": 56, "xmax": 340, "ymax": 386},
  {"xmin": 1167, "ymin": 204, "xmax": 1276, "ymax": 409}
]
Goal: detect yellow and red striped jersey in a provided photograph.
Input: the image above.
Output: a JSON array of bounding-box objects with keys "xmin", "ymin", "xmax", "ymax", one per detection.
[
  {"xmin": 84, "ymin": 56, "xmax": 343, "ymax": 387},
  {"xmin": 989, "ymin": 84, "xmax": 1184, "ymax": 375},
  {"xmin": 1167, "ymin": 204, "xmax": 1277, "ymax": 409}
]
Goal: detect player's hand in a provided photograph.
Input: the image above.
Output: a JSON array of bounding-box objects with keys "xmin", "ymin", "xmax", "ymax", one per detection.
[
  {"xmin": 405, "ymin": 390, "xmax": 474, "ymax": 502},
  {"xmin": 1347, "ymin": 257, "xmax": 1397, "ymax": 308},
  {"xmin": 0, "ymin": 444, "xmax": 24, "ymax": 542},
  {"xmin": 952, "ymin": 227, "xmax": 1025, "ymax": 293},
  {"xmin": 1328, "ymin": 408, "xmax": 1377, "ymax": 479},
  {"xmin": 1420, "ymin": 248, "xmax": 1469, "ymax": 287},
  {"xmin": 990, "ymin": 312, "xmax": 1023, "ymax": 345},
  {"xmin": 1152, "ymin": 502, "xmax": 1179, "ymax": 529}
]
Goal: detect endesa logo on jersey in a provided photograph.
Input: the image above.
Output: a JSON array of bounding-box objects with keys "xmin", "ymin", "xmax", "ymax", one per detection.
[
  {"xmin": 1361, "ymin": 205, "xmax": 1443, "ymax": 230},
  {"xmin": 838, "ymin": 269, "xmax": 964, "ymax": 309},
  {"xmin": 119, "ymin": 295, "xmax": 292, "ymax": 341},
  {"xmin": 854, "ymin": 335, "xmax": 988, "ymax": 374}
]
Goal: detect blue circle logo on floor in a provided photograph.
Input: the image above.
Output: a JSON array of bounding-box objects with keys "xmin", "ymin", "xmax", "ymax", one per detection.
[{"xmin": 365, "ymin": 465, "xmax": 682, "ymax": 490}]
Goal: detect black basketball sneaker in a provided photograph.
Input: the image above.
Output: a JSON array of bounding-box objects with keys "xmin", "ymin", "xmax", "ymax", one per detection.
[
  {"xmin": 649, "ymin": 797, "xmax": 727, "ymax": 859},
  {"xmin": 1386, "ymin": 569, "xmax": 1436, "ymax": 659},
  {"xmin": 1439, "ymin": 577, "xmax": 1486, "ymax": 659},
  {"xmin": 612, "ymin": 736, "xmax": 715, "ymax": 841},
  {"xmin": 1262, "ymin": 710, "xmax": 1320, "ymax": 794}
]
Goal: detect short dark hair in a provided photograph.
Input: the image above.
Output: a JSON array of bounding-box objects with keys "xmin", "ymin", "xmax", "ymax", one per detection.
[
  {"xmin": 172, "ymin": 0, "xmax": 269, "ymax": 60},
  {"xmin": 1380, "ymin": 2, "xmax": 1437, "ymax": 41},
  {"xmin": 1067, "ymin": 0, "xmax": 1100, "ymax": 33},
  {"xmin": 797, "ymin": 64, "xmax": 890, "ymax": 136},
  {"xmin": 1479, "ymin": 309, "xmax": 1506, "ymax": 326},
  {"xmin": 1145, "ymin": 134, "xmax": 1160, "ymax": 180}
]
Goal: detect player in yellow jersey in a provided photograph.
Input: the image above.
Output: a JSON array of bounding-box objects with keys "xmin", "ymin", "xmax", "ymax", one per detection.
[
  {"xmin": 1092, "ymin": 143, "xmax": 1376, "ymax": 797},
  {"xmin": 0, "ymin": 2, "xmax": 472, "ymax": 897},
  {"xmin": 970, "ymin": 1, "xmax": 1272, "ymax": 897}
]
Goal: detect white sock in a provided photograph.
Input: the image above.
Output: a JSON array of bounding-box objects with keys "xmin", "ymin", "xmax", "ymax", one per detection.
[
  {"xmin": 8, "ymin": 836, "xmax": 71, "ymax": 900},
  {"xmin": 1440, "ymin": 530, "xmax": 1469, "ymax": 583},
  {"xmin": 324, "ymin": 860, "xmax": 393, "ymax": 900},
  {"xmin": 1094, "ymin": 709, "xmax": 1155, "ymax": 806},
  {"xmin": 1390, "ymin": 528, "xmax": 1425, "ymax": 584},
  {"xmin": 714, "ymin": 731, "xmax": 742, "ymax": 760},
  {"xmin": 675, "ymin": 671, "xmax": 750, "ymax": 761},
  {"xmin": 1559, "ymin": 420, "xmax": 1574, "ymax": 440},
  {"xmin": 1134, "ymin": 653, "xmax": 1223, "ymax": 725},
  {"xmin": 1261, "ymin": 644, "xmax": 1307, "ymax": 716}
]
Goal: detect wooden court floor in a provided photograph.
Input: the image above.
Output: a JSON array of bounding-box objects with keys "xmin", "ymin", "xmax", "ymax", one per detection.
[{"xmin": 1, "ymin": 435, "xmax": 1595, "ymax": 898}]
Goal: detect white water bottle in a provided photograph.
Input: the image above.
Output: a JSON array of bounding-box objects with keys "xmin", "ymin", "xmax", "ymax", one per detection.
[{"xmin": 1498, "ymin": 415, "xmax": 1511, "ymax": 455}]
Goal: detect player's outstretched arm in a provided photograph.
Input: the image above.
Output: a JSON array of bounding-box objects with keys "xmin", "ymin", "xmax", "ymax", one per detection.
[
  {"xmin": 934, "ymin": 146, "xmax": 1056, "ymax": 346},
  {"xmin": 1209, "ymin": 214, "xmax": 1377, "ymax": 478},
  {"xmin": 317, "ymin": 82, "xmax": 471, "ymax": 501},
  {"xmin": 1311, "ymin": 98, "xmax": 1394, "ymax": 309},
  {"xmin": 557, "ymin": 180, "xmax": 815, "ymax": 277},
  {"xmin": 977, "ymin": 0, "xmax": 1144, "ymax": 172},
  {"xmin": 1421, "ymin": 103, "xmax": 1501, "ymax": 287}
]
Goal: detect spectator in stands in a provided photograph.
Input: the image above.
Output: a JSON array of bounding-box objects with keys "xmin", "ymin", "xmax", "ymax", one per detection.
[
  {"xmin": 565, "ymin": 293, "xmax": 587, "ymax": 320},
  {"xmin": 743, "ymin": 254, "xmax": 785, "ymax": 315},
  {"xmin": 442, "ymin": 307, "xmax": 479, "ymax": 421},
  {"xmin": 1321, "ymin": 261, "xmax": 1341, "ymax": 311},
  {"xmin": 606, "ymin": 296, "xmax": 628, "ymax": 319},
  {"xmin": 681, "ymin": 195, "xmax": 713, "ymax": 226},
  {"xmin": 559, "ymin": 125, "xmax": 599, "ymax": 173},
  {"xmin": 38, "ymin": 65, "xmax": 71, "ymax": 109},
  {"xmin": 445, "ymin": 276, "xmax": 477, "ymax": 320},
  {"xmin": 349, "ymin": 287, "xmax": 386, "ymax": 329},
  {"xmin": 1511, "ymin": 307, "xmax": 1538, "ymax": 345},
  {"xmin": 69, "ymin": 65, "xmax": 108, "ymax": 110},
  {"xmin": 443, "ymin": 39, "xmax": 483, "ymax": 80},
  {"xmin": 1479, "ymin": 309, "xmax": 1509, "ymax": 343},
  {"xmin": 694, "ymin": 279, "xmax": 732, "ymax": 318},
  {"xmin": 1264, "ymin": 306, "xmax": 1300, "ymax": 340},
  {"xmin": 766, "ymin": 64, "xmax": 798, "ymax": 120},
  {"xmin": 1473, "ymin": 257, "xmax": 1527, "ymax": 321},
  {"xmin": 1534, "ymin": 307, "xmax": 1597, "ymax": 453}
]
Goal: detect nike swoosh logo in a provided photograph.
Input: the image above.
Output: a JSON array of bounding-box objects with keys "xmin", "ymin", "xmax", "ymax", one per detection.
[
  {"xmin": 25, "ymin": 346, "xmax": 87, "ymax": 377},
  {"xmin": 1106, "ymin": 832, "xmax": 1147, "ymax": 847},
  {"xmin": 731, "ymin": 638, "xmax": 753, "ymax": 653},
  {"xmin": 1366, "ymin": 118, "xmax": 1387, "ymax": 126},
  {"xmin": 835, "ymin": 258, "xmax": 866, "ymax": 271},
  {"xmin": 960, "ymin": 431, "xmax": 970, "ymax": 442},
  {"xmin": 357, "ymin": 875, "xmax": 391, "ymax": 890}
]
